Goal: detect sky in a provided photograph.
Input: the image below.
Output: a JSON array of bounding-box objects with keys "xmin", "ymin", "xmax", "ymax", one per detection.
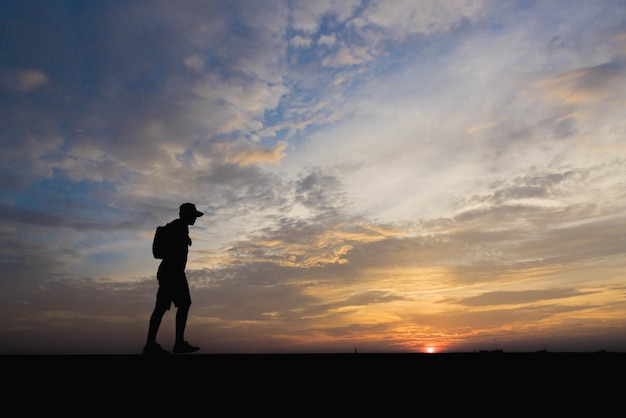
[{"xmin": 1, "ymin": 0, "xmax": 625, "ymax": 355}]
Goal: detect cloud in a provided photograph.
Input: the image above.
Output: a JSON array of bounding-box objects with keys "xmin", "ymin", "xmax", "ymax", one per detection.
[
  {"xmin": 360, "ymin": 0, "xmax": 486, "ymax": 37},
  {"xmin": 537, "ymin": 62, "xmax": 625, "ymax": 105},
  {"xmin": 317, "ymin": 34, "xmax": 337, "ymax": 47},
  {"xmin": 226, "ymin": 142, "xmax": 288, "ymax": 167},
  {"xmin": 290, "ymin": 35, "xmax": 312, "ymax": 48},
  {"xmin": 184, "ymin": 54, "xmax": 205, "ymax": 72},
  {"xmin": 322, "ymin": 45, "xmax": 373, "ymax": 67},
  {"xmin": 451, "ymin": 288, "xmax": 593, "ymax": 307},
  {"xmin": 465, "ymin": 169, "xmax": 580, "ymax": 207},
  {"xmin": 190, "ymin": 74, "xmax": 289, "ymax": 132},
  {"xmin": 295, "ymin": 171, "xmax": 346, "ymax": 212},
  {"xmin": 0, "ymin": 69, "xmax": 48, "ymax": 92},
  {"xmin": 289, "ymin": 0, "xmax": 361, "ymax": 32}
]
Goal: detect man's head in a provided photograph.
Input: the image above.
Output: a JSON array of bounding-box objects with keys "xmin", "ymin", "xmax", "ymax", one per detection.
[{"xmin": 179, "ymin": 203, "xmax": 204, "ymax": 225}]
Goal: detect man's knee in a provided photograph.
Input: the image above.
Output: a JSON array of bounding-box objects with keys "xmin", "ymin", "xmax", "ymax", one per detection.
[{"xmin": 177, "ymin": 300, "xmax": 191, "ymax": 310}]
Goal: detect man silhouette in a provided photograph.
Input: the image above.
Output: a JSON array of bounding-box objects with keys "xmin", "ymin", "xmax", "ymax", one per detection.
[{"xmin": 144, "ymin": 203, "xmax": 203, "ymax": 355}]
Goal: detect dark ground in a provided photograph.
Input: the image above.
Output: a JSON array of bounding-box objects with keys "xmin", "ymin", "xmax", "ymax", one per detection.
[{"xmin": 3, "ymin": 352, "xmax": 622, "ymax": 412}]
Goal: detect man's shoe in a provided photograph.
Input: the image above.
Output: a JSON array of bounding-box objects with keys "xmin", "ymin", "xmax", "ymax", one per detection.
[
  {"xmin": 173, "ymin": 341, "xmax": 200, "ymax": 354},
  {"xmin": 143, "ymin": 343, "xmax": 170, "ymax": 355}
]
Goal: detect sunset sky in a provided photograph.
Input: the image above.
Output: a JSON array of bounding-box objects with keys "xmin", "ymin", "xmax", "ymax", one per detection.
[{"xmin": 1, "ymin": 0, "xmax": 625, "ymax": 355}]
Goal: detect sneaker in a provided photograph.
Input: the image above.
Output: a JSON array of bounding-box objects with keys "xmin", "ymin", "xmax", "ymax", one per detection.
[
  {"xmin": 143, "ymin": 342, "xmax": 170, "ymax": 355},
  {"xmin": 173, "ymin": 341, "xmax": 200, "ymax": 354}
]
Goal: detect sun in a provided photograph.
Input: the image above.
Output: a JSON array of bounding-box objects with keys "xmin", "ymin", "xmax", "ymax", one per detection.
[{"xmin": 426, "ymin": 347, "xmax": 435, "ymax": 354}]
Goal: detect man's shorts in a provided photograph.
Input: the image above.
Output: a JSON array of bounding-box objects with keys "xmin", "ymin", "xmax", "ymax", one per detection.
[{"xmin": 155, "ymin": 272, "xmax": 191, "ymax": 310}]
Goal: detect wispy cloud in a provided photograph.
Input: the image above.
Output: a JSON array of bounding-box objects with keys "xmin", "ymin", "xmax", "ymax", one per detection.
[{"xmin": 0, "ymin": 69, "xmax": 48, "ymax": 91}]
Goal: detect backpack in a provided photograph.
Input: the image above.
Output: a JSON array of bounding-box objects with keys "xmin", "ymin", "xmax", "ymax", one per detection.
[{"xmin": 152, "ymin": 223, "xmax": 174, "ymax": 259}]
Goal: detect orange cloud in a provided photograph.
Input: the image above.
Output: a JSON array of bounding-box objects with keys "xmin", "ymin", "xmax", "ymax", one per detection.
[
  {"xmin": 536, "ymin": 63, "xmax": 623, "ymax": 105},
  {"xmin": 228, "ymin": 142, "xmax": 287, "ymax": 166}
]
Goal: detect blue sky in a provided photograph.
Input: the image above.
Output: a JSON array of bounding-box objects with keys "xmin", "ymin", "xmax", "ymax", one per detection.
[{"xmin": 1, "ymin": 0, "xmax": 625, "ymax": 354}]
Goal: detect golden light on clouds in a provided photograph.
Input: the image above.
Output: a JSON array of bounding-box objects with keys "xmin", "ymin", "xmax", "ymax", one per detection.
[
  {"xmin": 230, "ymin": 143, "xmax": 288, "ymax": 166},
  {"xmin": 537, "ymin": 64, "xmax": 623, "ymax": 105}
]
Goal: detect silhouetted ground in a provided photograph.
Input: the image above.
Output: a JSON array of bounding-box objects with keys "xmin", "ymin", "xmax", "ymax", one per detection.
[
  {"xmin": 2, "ymin": 351, "xmax": 622, "ymax": 374},
  {"xmin": 2, "ymin": 352, "xmax": 622, "ymax": 412}
]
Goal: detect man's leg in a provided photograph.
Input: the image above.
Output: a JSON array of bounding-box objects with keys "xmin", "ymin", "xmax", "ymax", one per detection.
[
  {"xmin": 175, "ymin": 304, "xmax": 189, "ymax": 345},
  {"xmin": 144, "ymin": 306, "xmax": 170, "ymax": 355},
  {"xmin": 147, "ymin": 306, "xmax": 166, "ymax": 345},
  {"xmin": 172, "ymin": 304, "xmax": 199, "ymax": 353},
  {"xmin": 172, "ymin": 278, "xmax": 199, "ymax": 353}
]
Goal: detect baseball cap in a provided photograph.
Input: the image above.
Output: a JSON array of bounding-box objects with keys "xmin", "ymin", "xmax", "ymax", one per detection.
[{"xmin": 179, "ymin": 202, "xmax": 204, "ymax": 217}]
